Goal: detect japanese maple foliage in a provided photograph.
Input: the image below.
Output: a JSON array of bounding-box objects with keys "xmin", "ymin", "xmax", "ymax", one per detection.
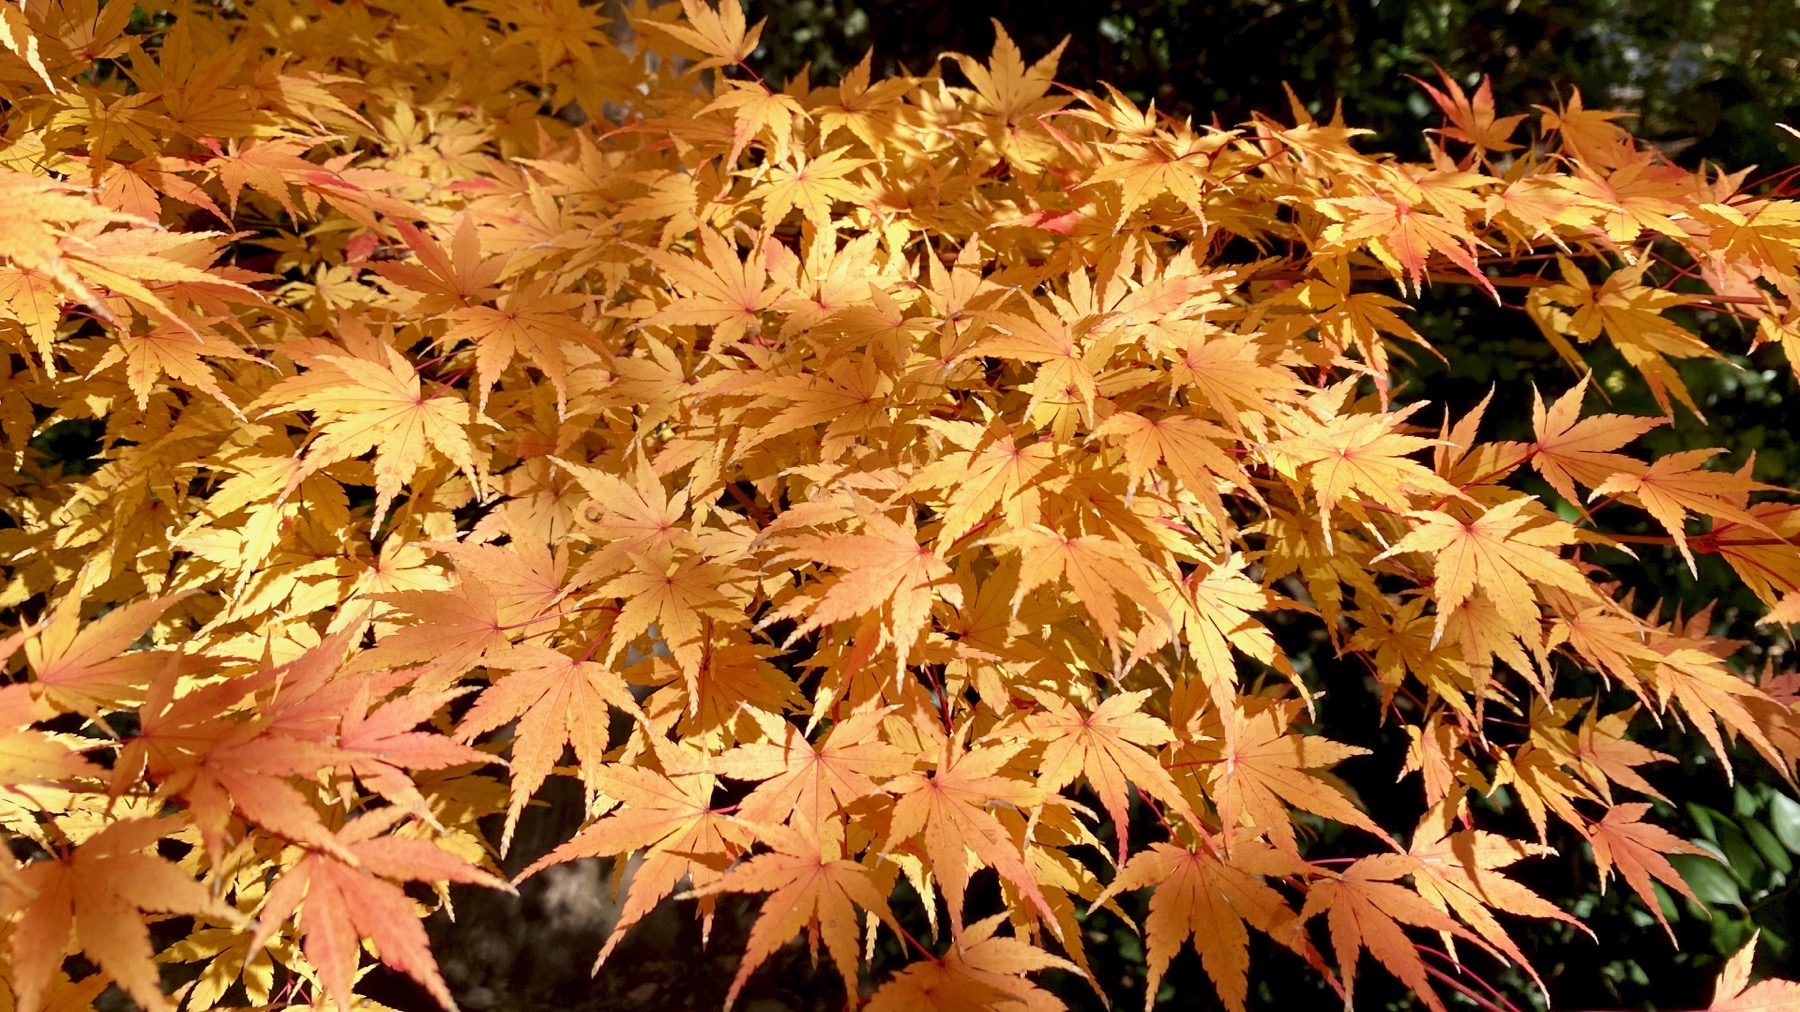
[{"xmin": 3, "ymin": 1, "xmax": 1800, "ymax": 1010}]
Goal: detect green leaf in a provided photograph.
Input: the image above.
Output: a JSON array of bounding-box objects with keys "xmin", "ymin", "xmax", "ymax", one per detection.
[
  {"xmin": 1771, "ymin": 793, "xmax": 1800, "ymax": 853},
  {"xmin": 1689, "ymin": 802, "xmax": 1726, "ymax": 844},
  {"xmin": 1734, "ymin": 784, "xmax": 1759, "ymax": 820},
  {"xmin": 1746, "ymin": 818, "xmax": 1794, "ymax": 876},
  {"xmin": 1717, "ymin": 822, "xmax": 1766, "ymax": 887},
  {"xmin": 1671, "ymin": 854, "xmax": 1745, "ymax": 910}
]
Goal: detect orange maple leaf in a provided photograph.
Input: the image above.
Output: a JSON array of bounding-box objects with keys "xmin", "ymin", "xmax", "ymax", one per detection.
[
  {"xmin": 1412, "ymin": 68, "xmax": 1526, "ymax": 153},
  {"xmin": 259, "ymin": 330, "xmax": 480, "ymax": 535},
  {"xmin": 4, "ymin": 818, "xmax": 240, "ymax": 1012},
  {"xmin": 1586, "ymin": 801, "xmax": 1710, "ymax": 938},
  {"xmin": 1299, "ymin": 854, "xmax": 1475, "ymax": 1012},
  {"xmin": 252, "ymin": 808, "xmax": 510, "ymax": 1012},
  {"xmin": 1710, "ymin": 932, "xmax": 1800, "ymax": 1011},
  {"xmin": 1094, "ymin": 836, "xmax": 1309, "ymax": 1012},
  {"xmin": 456, "ymin": 644, "xmax": 645, "ymax": 851},
  {"xmin": 23, "ymin": 590, "xmax": 193, "ymax": 716},
  {"xmin": 1528, "ymin": 375, "xmax": 1660, "ymax": 511},
  {"xmin": 712, "ymin": 705, "xmax": 912, "ymax": 830},
  {"xmin": 885, "ymin": 733, "xmax": 1057, "ymax": 943},
  {"xmin": 864, "ymin": 913, "xmax": 1078, "ymax": 1012},
  {"xmin": 1375, "ymin": 497, "xmax": 1595, "ymax": 648},
  {"xmin": 1009, "ymin": 688, "xmax": 1197, "ymax": 861},
  {"xmin": 1318, "ymin": 190, "xmax": 1497, "ymax": 298},
  {"xmin": 515, "ymin": 759, "xmax": 747, "ymax": 969},
  {"xmin": 1592, "ymin": 449, "xmax": 1779, "ymax": 574},
  {"xmin": 1403, "ymin": 805, "xmax": 1589, "ymax": 992},
  {"xmin": 685, "ymin": 822, "xmax": 901, "ymax": 1010},
  {"xmin": 1183, "ymin": 698, "xmax": 1392, "ymax": 855},
  {"xmin": 769, "ymin": 505, "xmax": 960, "ymax": 676}
]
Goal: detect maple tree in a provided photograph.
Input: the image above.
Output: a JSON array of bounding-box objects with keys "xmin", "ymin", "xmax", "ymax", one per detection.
[{"xmin": 3, "ymin": 1, "xmax": 1800, "ymax": 1010}]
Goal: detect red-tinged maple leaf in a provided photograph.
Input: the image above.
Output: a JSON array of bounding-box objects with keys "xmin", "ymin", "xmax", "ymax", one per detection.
[
  {"xmin": 370, "ymin": 217, "xmax": 506, "ymax": 316},
  {"xmin": 684, "ymin": 822, "xmax": 900, "ymax": 1010},
  {"xmin": 252, "ymin": 808, "xmax": 510, "ymax": 1012},
  {"xmin": 1404, "ymin": 806, "xmax": 1588, "ymax": 992},
  {"xmin": 1411, "ymin": 69, "xmax": 1526, "ymax": 153},
  {"xmin": 258, "ymin": 331, "xmax": 480, "ymax": 535},
  {"xmin": 712, "ymin": 705, "xmax": 912, "ymax": 829},
  {"xmin": 455, "ymin": 644, "xmax": 645, "ymax": 851},
  {"xmin": 767, "ymin": 505, "xmax": 960, "ymax": 676},
  {"xmin": 864, "ymin": 912, "xmax": 1078, "ymax": 1012},
  {"xmin": 336, "ymin": 679, "xmax": 495, "ymax": 818},
  {"xmin": 1586, "ymin": 801, "xmax": 1710, "ymax": 938},
  {"xmin": 885, "ymin": 733, "xmax": 1057, "ymax": 943},
  {"xmin": 1182, "ymin": 698, "xmax": 1391, "ymax": 855},
  {"xmin": 1374, "ymin": 497, "xmax": 1595, "ymax": 648},
  {"xmin": 1528, "ymin": 375, "xmax": 1660, "ymax": 511},
  {"xmin": 1006, "ymin": 688, "xmax": 1197, "ymax": 861},
  {"xmin": 515, "ymin": 761, "xmax": 747, "ymax": 969},
  {"xmin": 1317, "ymin": 190, "xmax": 1496, "ymax": 299},
  {"xmin": 1710, "ymin": 932, "xmax": 1800, "ymax": 1011},
  {"xmin": 22, "ymin": 589, "xmax": 193, "ymax": 716},
  {"xmin": 1093, "ymin": 837, "xmax": 1309, "ymax": 1012},
  {"xmin": 112, "ymin": 651, "xmax": 355, "ymax": 866},
  {"xmin": 3, "ymin": 818, "xmax": 241, "ymax": 1012},
  {"xmin": 1591, "ymin": 448, "xmax": 1778, "ymax": 574},
  {"xmin": 1299, "ymin": 854, "xmax": 1474, "ymax": 1012}
]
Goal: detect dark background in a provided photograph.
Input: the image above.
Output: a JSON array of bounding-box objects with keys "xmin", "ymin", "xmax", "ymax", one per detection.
[{"xmin": 402, "ymin": 3, "xmax": 1800, "ymax": 1011}]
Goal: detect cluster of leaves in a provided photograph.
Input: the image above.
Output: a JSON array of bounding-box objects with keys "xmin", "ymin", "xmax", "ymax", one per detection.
[
  {"xmin": 4, "ymin": 1, "xmax": 1800, "ymax": 1009},
  {"xmin": 746, "ymin": 0, "xmax": 1800, "ymax": 171}
]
